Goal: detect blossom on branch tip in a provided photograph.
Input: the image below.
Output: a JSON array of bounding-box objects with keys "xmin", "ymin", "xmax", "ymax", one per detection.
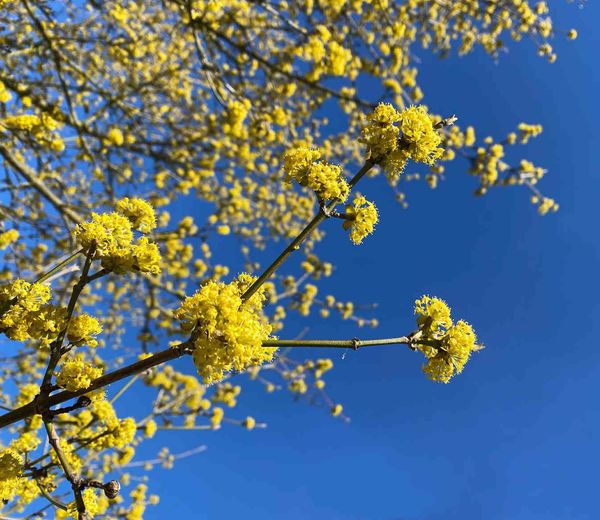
[
  {"xmin": 174, "ymin": 273, "xmax": 275, "ymax": 385},
  {"xmin": 414, "ymin": 295, "xmax": 481, "ymax": 383},
  {"xmin": 360, "ymin": 104, "xmax": 444, "ymax": 176},
  {"xmin": 343, "ymin": 195, "xmax": 379, "ymax": 245}
]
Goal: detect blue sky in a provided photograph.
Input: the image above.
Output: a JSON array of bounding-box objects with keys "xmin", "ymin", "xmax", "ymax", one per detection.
[{"xmin": 117, "ymin": 3, "xmax": 599, "ymax": 519}]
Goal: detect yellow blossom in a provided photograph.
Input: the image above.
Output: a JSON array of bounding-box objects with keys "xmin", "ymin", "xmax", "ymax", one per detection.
[
  {"xmin": 343, "ymin": 195, "xmax": 379, "ymax": 245},
  {"xmin": 56, "ymin": 353, "xmax": 103, "ymax": 392},
  {"xmin": 116, "ymin": 197, "xmax": 157, "ymax": 232},
  {"xmin": 67, "ymin": 314, "xmax": 102, "ymax": 347},
  {"xmin": 174, "ymin": 273, "xmax": 275, "ymax": 385}
]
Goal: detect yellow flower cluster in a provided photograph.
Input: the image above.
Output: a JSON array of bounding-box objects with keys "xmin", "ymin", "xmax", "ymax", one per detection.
[
  {"xmin": 0, "ymin": 229, "xmax": 19, "ymax": 250},
  {"xmin": 414, "ymin": 296, "xmax": 480, "ymax": 383},
  {"xmin": 115, "ymin": 197, "xmax": 157, "ymax": 232},
  {"xmin": 67, "ymin": 314, "xmax": 103, "ymax": 347},
  {"xmin": 343, "ymin": 195, "xmax": 379, "ymax": 245},
  {"xmin": 360, "ymin": 104, "xmax": 443, "ymax": 176},
  {"xmin": 283, "ymin": 147, "xmax": 349, "ymax": 201},
  {"xmin": 174, "ymin": 273, "xmax": 275, "ymax": 384},
  {"xmin": 74, "ymin": 199, "xmax": 161, "ymax": 275},
  {"xmin": 59, "ymin": 488, "xmax": 104, "ymax": 520},
  {"xmin": 211, "ymin": 383, "xmax": 241, "ymax": 407},
  {"xmin": 0, "ymin": 448, "xmax": 24, "ymax": 504},
  {"xmin": 56, "ymin": 353, "xmax": 103, "ymax": 392},
  {"xmin": 0, "ymin": 80, "xmax": 11, "ymax": 103},
  {"xmin": 531, "ymin": 195, "xmax": 559, "ymax": 216},
  {"xmin": 0, "ymin": 279, "xmax": 60, "ymax": 345},
  {"xmin": 0, "ymin": 112, "xmax": 64, "ymax": 151}
]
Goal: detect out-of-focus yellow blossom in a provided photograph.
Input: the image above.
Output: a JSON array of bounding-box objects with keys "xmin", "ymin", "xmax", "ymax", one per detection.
[
  {"xmin": 0, "ymin": 229, "xmax": 19, "ymax": 250},
  {"xmin": 115, "ymin": 197, "xmax": 157, "ymax": 232},
  {"xmin": 211, "ymin": 407, "xmax": 224, "ymax": 429},
  {"xmin": 144, "ymin": 419, "xmax": 158, "ymax": 438},
  {"xmin": 283, "ymin": 147, "xmax": 349, "ymax": 201},
  {"xmin": 174, "ymin": 273, "xmax": 275, "ymax": 384},
  {"xmin": 67, "ymin": 314, "xmax": 102, "ymax": 347},
  {"xmin": 106, "ymin": 127, "xmax": 124, "ymax": 146},
  {"xmin": 343, "ymin": 195, "xmax": 379, "ymax": 245},
  {"xmin": 56, "ymin": 353, "xmax": 103, "ymax": 391},
  {"xmin": 243, "ymin": 416, "xmax": 256, "ymax": 430},
  {"xmin": 331, "ymin": 404, "xmax": 343, "ymax": 417}
]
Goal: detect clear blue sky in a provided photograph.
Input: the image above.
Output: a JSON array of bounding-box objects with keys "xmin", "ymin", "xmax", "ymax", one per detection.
[{"xmin": 121, "ymin": 3, "xmax": 599, "ymax": 518}]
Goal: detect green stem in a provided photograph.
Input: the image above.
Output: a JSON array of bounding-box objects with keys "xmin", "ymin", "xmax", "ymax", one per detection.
[
  {"xmin": 241, "ymin": 159, "xmax": 375, "ymax": 302},
  {"xmin": 34, "ymin": 249, "xmax": 85, "ymax": 285}
]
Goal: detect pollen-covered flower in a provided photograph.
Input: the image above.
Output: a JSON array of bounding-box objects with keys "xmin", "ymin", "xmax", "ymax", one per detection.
[
  {"xmin": 398, "ymin": 105, "xmax": 444, "ymax": 165},
  {"xmin": 422, "ymin": 321, "xmax": 478, "ymax": 383},
  {"xmin": 56, "ymin": 353, "xmax": 103, "ymax": 392},
  {"xmin": 75, "ymin": 205, "xmax": 162, "ymax": 275},
  {"xmin": 67, "ymin": 314, "xmax": 102, "ymax": 347},
  {"xmin": 74, "ymin": 212, "xmax": 134, "ymax": 256},
  {"xmin": 115, "ymin": 197, "xmax": 157, "ymax": 232},
  {"xmin": 414, "ymin": 296, "xmax": 481, "ymax": 383},
  {"xmin": 414, "ymin": 295, "xmax": 452, "ymax": 337},
  {"xmin": 360, "ymin": 104, "xmax": 444, "ymax": 176},
  {"xmin": 283, "ymin": 147, "xmax": 349, "ymax": 201},
  {"xmin": 343, "ymin": 195, "xmax": 379, "ymax": 245},
  {"xmin": 174, "ymin": 273, "xmax": 275, "ymax": 385}
]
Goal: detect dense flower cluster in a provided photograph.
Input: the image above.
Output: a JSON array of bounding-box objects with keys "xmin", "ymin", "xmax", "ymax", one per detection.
[
  {"xmin": 56, "ymin": 354, "xmax": 104, "ymax": 392},
  {"xmin": 360, "ymin": 104, "xmax": 443, "ymax": 176},
  {"xmin": 343, "ymin": 195, "xmax": 379, "ymax": 245},
  {"xmin": 74, "ymin": 199, "xmax": 161, "ymax": 275},
  {"xmin": 414, "ymin": 296, "xmax": 480, "ymax": 383},
  {"xmin": 67, "ymin": 314, "xmax": 103, "ymax": 347},
  {"xmin": 174, "ymin": 274, "xmax": 276, "ymax": 384},
  {"xmin": 283, "ymin": 147, "xmax": 349, "ymax": 201},
  {"xmin": 115, "ymin": 197, "xmax": 157, "ymax": 232}
]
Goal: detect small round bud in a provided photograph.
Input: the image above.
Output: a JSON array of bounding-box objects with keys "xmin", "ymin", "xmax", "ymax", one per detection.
[{"xmin": 103, "ymin": 480, "xmax": 121, "ymax": 499}]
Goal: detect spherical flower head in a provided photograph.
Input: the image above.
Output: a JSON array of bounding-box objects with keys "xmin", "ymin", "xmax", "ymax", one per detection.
[
  {"xmin": 343, "ymin": 195, "xmax": 379, "ymax": 245},
  {"xmin": 67, "ymin": 314, "xmax": 102, "ymax": 347},
  {"xmin": 130, "ymin": 237, "xmax": 162, "ymax": 275},
  {"xmin": 398, "ymin": 105, "xmax": 444, "ymax": 165},
  {"xmin": 243, "ymin": 416, "xmax": 256, "ymax": 430},
  {"xmin": 115, "ymin": 197, "xmax": 157, "ymax": 232},
  {"xmin": 304, "ymin": 162, "xmax": 349, "ymax": 201},
  {"xmin": 56, "ymin": 353, "xmax": 103, "ymax": 392},
  {"xmin": 283, "ymin": 147, "xmax": 349, "ymax": 201},
  {"xmin": 359, "ymin": 104, "xmax": 402, "ymax": 167},
  {"xmin": 414, "ymin": 295, "xmax": 452, "ymax": 338},
  {"xmin": 174, "ymin": 274, "xmax": 276, "ymax": 385},
  {"xmin": 283, "ymin": 146, "xmax": 322, "ymax": 178},
  {"xmin": 422, "ymin": 320, "xmax": 479, "ymax": 383},
  {"xmin": 107, "ymin": 127, "xmax": 124, "ymax": 146},
  {"xmin": 74, "ymin": 212, "xmax": 133, "ymax": 256}
]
